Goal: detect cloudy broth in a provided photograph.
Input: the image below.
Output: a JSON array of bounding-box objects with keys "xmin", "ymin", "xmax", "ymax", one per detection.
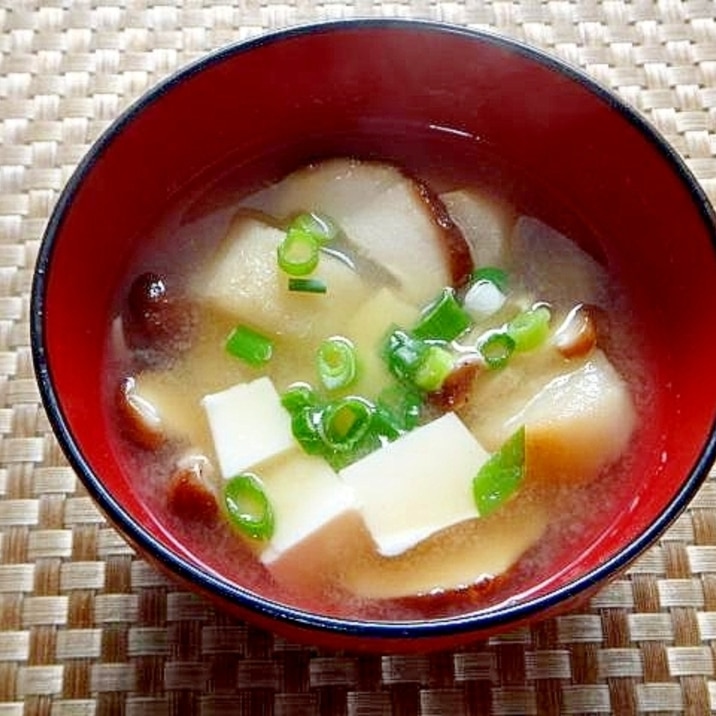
[{"xmin": 103, "ymin": 128, "xmax": 657, "ymax": 620}]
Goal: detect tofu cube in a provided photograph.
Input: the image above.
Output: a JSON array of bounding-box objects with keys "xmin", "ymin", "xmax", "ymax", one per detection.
[
  {"xmin": 339, "ymin": 412, "xmax": 489, "ymax": 556},
  {"xmin": 201, "ymin": 377, "xmax": 294, "ymax": 478},
  {"xmin": 258, "ymin": 449, "xmax": 357, "ymax": 565}
]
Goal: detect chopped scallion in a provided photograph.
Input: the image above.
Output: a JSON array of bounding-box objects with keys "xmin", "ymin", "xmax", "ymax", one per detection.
[
  {"xmin": 290, "ymin": 211, "xmax": 340, "ymax": 244},
  {"xmin": 320, "ymin": 397, "xmax": 374, "ymax": 452},
  {"xmin": 370, "ymin": 407, "xmax": 404, "ymax": 444},
  {"xmin": 478, "ymin": 330, "xmax": 515, "ymax": 369},
  {"xmin": 288, "ymin": 277, "xmax": 327, "ymax": 293},
  {"xmin": 277, "ymin": 227, "xmax": 320, "ymax": 276},
  {"xmin": 472, "ymin": 426, "xmax": 525, "ymax": 516},
  {"xmin": 383, "ymin": 329, "xmax": 428, "ymax": 386},
  {"xmin": 413, "ymin": 344, "xmax": 454, "ymax": 392},
  {"xmin": 383, "ymin": 329, "xmax": 455, "ymax": 393},
  {"xmin": 317, "ymin": 337, "xmax": 357, "ymax": 392},
  {"xmin": 507, "ymin": 305, "xmax": 552, "ymax": 351},
  {"xmin": 280, "ymin": 382, "xmax": 319, "ymax": 413},
  {"xmin": 289, "ymin": 406, "xmax": 325, "ymax": 456},
  {"xmin": 225, "ymin": 325, "xmax": 273, "ymax": 367},
  {"xmin": 377, "ymin": 384, "xmax": 423, "ymax": 432},
  {"xmin": 224, "ymin": 473, "xmax": 274, "ymax": 540},
  {"xmin": 412, "ymin": 287, "xmax": 472, "ymax": 341}
]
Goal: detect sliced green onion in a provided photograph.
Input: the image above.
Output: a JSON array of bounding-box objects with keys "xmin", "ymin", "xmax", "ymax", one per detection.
[
  {"xmin": 370, "ymin": 407, "xmax": 404, "ymax": 444},
  {"xmin": 280, "ymin": 384, "xmax": 324, "ymax": 456},
  {"xmin": 224, "ymin": 473, "xmax": 274, "ymax": 540},
  {"xmin": 289, "ymin": 406, "xmax": 325, "ymax": 456},
  {"xmin": 383, "ymin": 329, "xmax": 455, "ymax": 393},
  {"xmin": 277, "ymin": 227, "xmax": 320, "ymax": 276},
  {"xmin": 317, "ymin": 337, "xmax": 357, "ymax": 392},
  {"xmin": 383, "ymin": 329, "xmax": 428, "ymax": 385},
  {"xmin": 320, "ymin": 397, "xmax": 374, "ymax": 451},
  {"xmin": 471, "ymin": 266, "xmax": 508, "ymax": 292},
  {"xmin": 412, "ymin": 287, "xmax": 472, "ymax": 341},
  {"xmin": 285, "ymin": 394, "xmax": 382, "ymax": 469},
  {"xmin": 413, "ymin": 344, "xmax": 454, "ymax": 392},
  {"xmin": 472, "ymin": 426, "xmax": 525, "ymax": 516},
  {"xmin": 377, "ymin": 384, "xmax": 423, "ymax": 432},
  {"xmin": 290, "ymin": 211, "xmax": 340, "ymax": 244},
  {"xmin": 281, "ymin": 382, "xmax": 319, "ymax": 413},
  {"xmin": 478, "ymin": 330, "xmax": 515, "ymax": 369},
  {"xmin": 288, "ymin": 277, "xmax": 327, "ymax": 294},
  {"xmin": 225, "ymin": 325, "xmax": 273, "ymax": 367},
  {"xmin": 507, "ymin": 305, "xmax": 552, "ymax": 352}
]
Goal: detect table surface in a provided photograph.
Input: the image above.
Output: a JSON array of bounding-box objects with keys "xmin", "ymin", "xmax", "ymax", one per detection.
[{"xmin": 2, "ymin": 2, "xmax": 716, "ymax": 715}]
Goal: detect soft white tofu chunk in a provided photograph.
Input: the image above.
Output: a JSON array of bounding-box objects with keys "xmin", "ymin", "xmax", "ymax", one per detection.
[
  {"xmin": 339, "ymin": 412, "xmax": 489, "ymax": 556},
  {"xmin": 440, "ymin": 188, "xmax": 513, "ymax": 269},
  {"xmin": 258, "ymin": 449, "xmax": 357, "ymax": 565},
  {"xmin": 201, "ymin": 377, "xmax": 294, "ymax": 479}
]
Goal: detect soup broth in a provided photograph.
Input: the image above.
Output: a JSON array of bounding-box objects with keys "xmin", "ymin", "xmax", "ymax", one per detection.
[{"xmin": 103, "ymin": 138, "xmax": 655, "ymax": 621}]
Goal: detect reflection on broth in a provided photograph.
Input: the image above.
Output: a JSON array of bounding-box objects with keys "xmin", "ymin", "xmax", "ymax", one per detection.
[{"xmin": 104, "ymin": 155, "xmax": 650, "ymax": 620}]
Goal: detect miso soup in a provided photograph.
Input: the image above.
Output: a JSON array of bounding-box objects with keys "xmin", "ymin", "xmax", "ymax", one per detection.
[{"xmin": 103, "ymin": 152, "xmax": 654, "ymax": 620}]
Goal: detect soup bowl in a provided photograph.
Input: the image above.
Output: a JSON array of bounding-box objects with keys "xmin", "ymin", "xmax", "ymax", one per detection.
[{"xmin": 31, "ymin": 19, "xmax": 716, "ymax": 652}]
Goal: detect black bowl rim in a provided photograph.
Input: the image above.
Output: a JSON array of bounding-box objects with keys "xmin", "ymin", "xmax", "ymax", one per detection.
[{"xmin": 31, "ymin": 17, "xmax": 716, "ymax": 643}]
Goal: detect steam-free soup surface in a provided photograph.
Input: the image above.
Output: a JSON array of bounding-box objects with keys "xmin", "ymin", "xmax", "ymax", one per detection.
[{"xmin": 105, "ymin": 156, "xmax": 649, "ymax": 619}]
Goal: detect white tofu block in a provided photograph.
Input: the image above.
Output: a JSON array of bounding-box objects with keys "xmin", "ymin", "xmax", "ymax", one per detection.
[
  {"xmin": 201, "ymin": 377, "xmax": 294, "ymax": 478},
  {"xmin": 258, "ymin": 449, "xmax": 357, "ymax": 564},
  {"xmin": 339, "ymin": 412, "xmax": 489, "ymax": 556}
]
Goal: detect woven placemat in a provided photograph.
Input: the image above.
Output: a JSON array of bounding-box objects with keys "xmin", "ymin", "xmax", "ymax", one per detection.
[{"xmin": 2, "ymin": 2, "xmax": 716, "ymax": 714}]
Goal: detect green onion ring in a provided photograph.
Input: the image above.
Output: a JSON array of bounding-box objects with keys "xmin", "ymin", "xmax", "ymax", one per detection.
[
  {"xmin": 317, "ymin": 337, "xmax": 357, "ymax": 392},
  {"xmin": 320, "ymin": 397, "xmax": 374, "ymax": 452},
  {"xmin": 478, "ymin": 330, "xmax": 516, "ymax": 369},
  {"xmin": 277, "ymin": 227, "xmax": 320, "ymax": 276},
  {"xmin": 224, "ymin": 473, "xmax": 274, "ymax": 541}
]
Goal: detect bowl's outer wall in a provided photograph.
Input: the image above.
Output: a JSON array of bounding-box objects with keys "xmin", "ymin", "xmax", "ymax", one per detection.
[{"xmin": 35, "ymin": 22, "xmax": 716, "ymax": 649}]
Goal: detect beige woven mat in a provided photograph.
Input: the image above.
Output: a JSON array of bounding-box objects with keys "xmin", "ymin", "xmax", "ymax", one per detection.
[{"xmin": 2, "ymin": 1, "xmax": 716, "ymax": 714}]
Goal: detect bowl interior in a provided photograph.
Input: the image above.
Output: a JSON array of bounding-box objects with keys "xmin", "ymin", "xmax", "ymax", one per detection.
[{"xmin": 35, "ymin": 21, "xmax": 716, "ymax": 638}]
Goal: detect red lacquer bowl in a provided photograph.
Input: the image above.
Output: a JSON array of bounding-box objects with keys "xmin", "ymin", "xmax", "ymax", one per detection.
[{"xmin": 31, "ymin": 20, "xmax": 716, "ymax": 652}]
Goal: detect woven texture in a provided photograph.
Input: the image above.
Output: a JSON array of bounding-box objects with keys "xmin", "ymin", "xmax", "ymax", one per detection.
[{"xmin": 2, "ymin": 1, "xmax": 716, "ymax": 714}]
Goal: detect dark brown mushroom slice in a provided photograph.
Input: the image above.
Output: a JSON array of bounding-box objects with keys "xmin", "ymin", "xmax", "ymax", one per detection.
[
  {"xmin": 122, "ymin": 271, "xmax": 198, "ymax": 360},
  {"xmin": 552, "ymin": 303, "xmax": 605, "ymax": 359},
  {"xmin": 167, "ymin": 454, "xmax": 219, "ymax": 525},
  {"xmin": 412, "ymin": 176, "xmax": 474, "ymax": 288}
]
